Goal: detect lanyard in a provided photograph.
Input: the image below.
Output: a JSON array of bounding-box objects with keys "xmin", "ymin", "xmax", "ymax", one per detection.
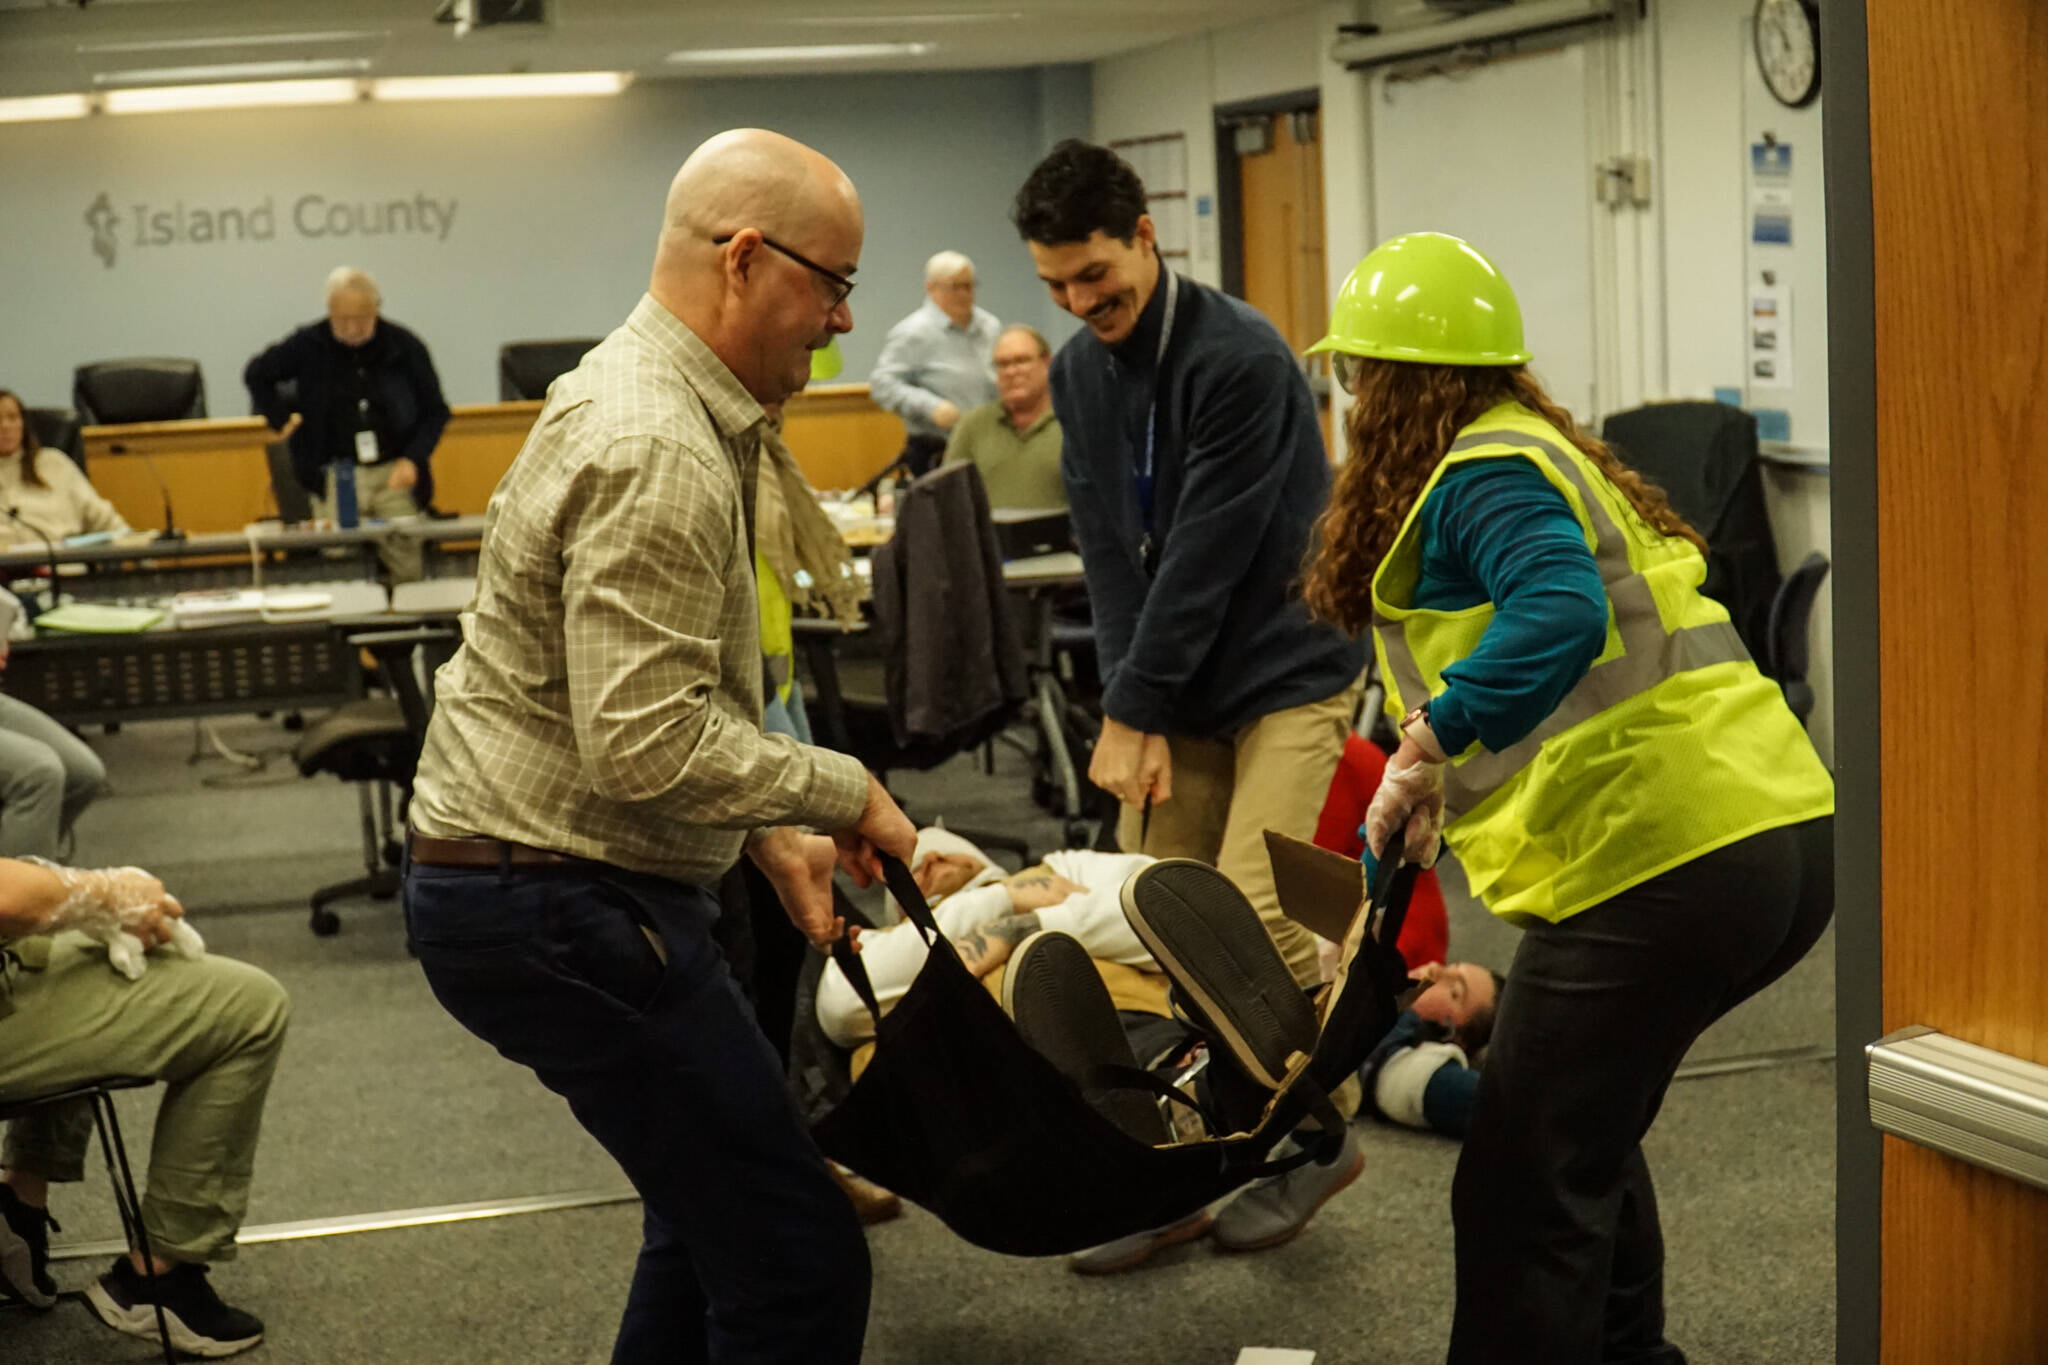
[{"xmin": 1133, "ymin": 266, "xmax": 1179, "ymax": 552}]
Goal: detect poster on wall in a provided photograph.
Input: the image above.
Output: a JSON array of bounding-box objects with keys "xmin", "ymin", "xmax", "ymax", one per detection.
[
  {"xmin": 1748, "ymin": 269, "xmax": 1793, "ymax": 389},
  {"xmin": 1750, "ymin": 139, "xmax": 1793, "ymax": 244}
]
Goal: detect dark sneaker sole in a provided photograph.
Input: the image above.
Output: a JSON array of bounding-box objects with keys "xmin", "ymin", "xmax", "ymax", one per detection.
[
  {"xmin": 1214, "ymin": 1145, "xmax": 1366, "ymax": 1253},
  {"xmin": 86, "ymin": 1279, "xmax": 264, "ymax": 1359},
  {"xmin": 1120, "ymin": 859, "xmax": 1319, "ymax": 1091},
  {"xmin": 1003, "ymin": 928, "xmax": 1170, "ymax": 1145}
]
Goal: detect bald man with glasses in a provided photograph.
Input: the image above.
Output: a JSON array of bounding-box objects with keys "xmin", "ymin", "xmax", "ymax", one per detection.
[{"xmin": 404, "ymin": 129, "xmax": 915, "ymax": 1365}]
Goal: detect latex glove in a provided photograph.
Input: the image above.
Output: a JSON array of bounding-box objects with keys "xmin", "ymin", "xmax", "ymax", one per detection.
[
  {"xmin": 18, "ymin": 859, "xmax": 204, "ymax": 980},
  {"xmin": 105, "ymin": 918, "xmax": 207, "ymax": 982},
  {"xmin": 1364, "ymin": 752, "xmax": 1446, "ymax": 869}
]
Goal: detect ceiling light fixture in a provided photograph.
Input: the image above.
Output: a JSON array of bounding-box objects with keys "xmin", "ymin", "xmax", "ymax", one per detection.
[
  {"xmin": 0, "ymin": 93, "xmax": 93, "ymax": 124},
  {"xmin": 664, "ymin": 42, "xmax": 937, "ymax": 65},
  {"xmin": 102, "ymin": 79, "xmax": 362, "ymax": 115},
  {"xmin": 94, "ymin": 58, "xmax": 372, "ymax": 87},
  {"xmin": 371, "ymin": 71, "xmax": 633, "ymax": 101},
  {"xmin": 76, "ymin": 30, "xmax": 389, "ymax": 56}
]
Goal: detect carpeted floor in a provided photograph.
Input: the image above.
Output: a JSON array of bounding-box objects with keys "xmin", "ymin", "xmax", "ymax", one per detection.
[{"xmin": 5, "ymin": 715, "xmax": 1837, "ymax": 1363}]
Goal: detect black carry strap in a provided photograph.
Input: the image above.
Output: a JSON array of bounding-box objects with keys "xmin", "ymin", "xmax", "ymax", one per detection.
[{"xmin": 828, "ymin": 850, "xmax": 953, "ymax": 1034}]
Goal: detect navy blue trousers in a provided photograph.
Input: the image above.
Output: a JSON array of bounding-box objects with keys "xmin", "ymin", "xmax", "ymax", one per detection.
[{"xmin": 403, "ymin": 857, "xmax": 870, "ymax": 1365}]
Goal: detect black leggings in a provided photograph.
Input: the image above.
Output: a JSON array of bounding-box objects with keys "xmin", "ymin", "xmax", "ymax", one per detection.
[{"xmin": 1446, "ymin": 817, "xmax": 1834, "ymax": 1365}]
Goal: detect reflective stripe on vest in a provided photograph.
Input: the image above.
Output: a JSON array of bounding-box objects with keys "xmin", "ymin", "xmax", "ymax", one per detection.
[{"xmin": 1372, "ymin": 425, "xmax": 1747, "ymax": 819}]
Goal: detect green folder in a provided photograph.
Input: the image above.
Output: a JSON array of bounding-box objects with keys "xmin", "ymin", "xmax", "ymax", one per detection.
[{"xmin": 34, "ymin": 603, "xmax": 166, "ymax": 634}]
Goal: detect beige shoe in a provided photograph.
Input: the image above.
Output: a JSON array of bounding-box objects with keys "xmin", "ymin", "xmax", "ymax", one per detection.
[{"xmin": 830, "ymin": 1162, "xmax": 903, "ymax": 1226}]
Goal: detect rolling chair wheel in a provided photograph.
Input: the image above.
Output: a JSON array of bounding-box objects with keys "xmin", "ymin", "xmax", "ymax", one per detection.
[{"xmin": 309, "ymin": 908, "xmax": 341, "ymax": 937}]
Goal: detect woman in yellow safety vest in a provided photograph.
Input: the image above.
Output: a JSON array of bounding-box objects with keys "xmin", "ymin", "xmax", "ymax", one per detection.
[{"xmin": 1301, "ymin": 232, "xmax": 1834, "ymax": 1365}]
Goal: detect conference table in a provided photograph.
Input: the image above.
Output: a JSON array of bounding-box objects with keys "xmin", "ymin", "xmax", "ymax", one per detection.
[
  {"xmin": 0, "ymin": 514, "xmax": 1082, "ymax": 729},
  {"xmin": 1, "ymin": 518, "xmax": 485, "ymax": 725}
]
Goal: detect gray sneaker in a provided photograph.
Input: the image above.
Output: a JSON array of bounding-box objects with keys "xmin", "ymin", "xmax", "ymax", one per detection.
[
  {"xmin": 1066, "ymin": 1206, "xmax": 1213, "ymax": 1275},
  {"xmin": 1211, "ymin": 1125, "xmax": 1364, "ymax": 1252}
]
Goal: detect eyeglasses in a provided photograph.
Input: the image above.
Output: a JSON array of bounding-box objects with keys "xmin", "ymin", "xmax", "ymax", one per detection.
[{"xmin": 713, "ymin": 232, "xmax": 857, "ymax": 309}]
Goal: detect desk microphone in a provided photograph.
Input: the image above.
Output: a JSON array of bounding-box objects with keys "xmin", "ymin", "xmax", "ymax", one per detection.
[
  {"xmin": 139, "ymin": 450, "xmax": 186, "ymax": 543},
  {"xmin": 107, "ymin": 440, "xmax": 186, "ymax": 543},
  {"xmin": 6, "ymin": 506, "xmax": 63, "ymax": 610}
]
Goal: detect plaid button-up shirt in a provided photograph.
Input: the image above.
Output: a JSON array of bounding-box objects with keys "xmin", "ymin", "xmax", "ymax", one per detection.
[{"xmin": 411, "ymin": 294, "xmax": 869, "ymax": 884}]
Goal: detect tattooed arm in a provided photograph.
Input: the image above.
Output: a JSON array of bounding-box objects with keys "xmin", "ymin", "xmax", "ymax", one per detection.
[{"xmin": 953, "ymin": 911, "xmax": 1043, "ymax": 978}]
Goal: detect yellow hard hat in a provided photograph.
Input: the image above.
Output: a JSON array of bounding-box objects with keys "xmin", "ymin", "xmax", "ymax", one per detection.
[
  {"xmin": 1307, "ymin": 232, "xmax": 1531, "ymax": 367},
  {"xmin": 809, "ymin": 338, "xmax": 844, "ymax": 382}
]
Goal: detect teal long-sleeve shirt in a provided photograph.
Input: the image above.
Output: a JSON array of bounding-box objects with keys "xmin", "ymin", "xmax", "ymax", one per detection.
[{"xmin": 1410, "ymin": 459, "xmax": 1610, "ymax": 757}]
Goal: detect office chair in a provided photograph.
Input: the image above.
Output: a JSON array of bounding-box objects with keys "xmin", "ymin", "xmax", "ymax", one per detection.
[
  {"xmin": 1601, "ymin": 400, "xmax": 1781, "ymax": 661},
  {"xmin": 0, "ymin": 1076, "xmax": 174, "ymax": 1363},
  {"xmin": 23, "ymin": 407, "xmax": 86, "ymax": 474},
  {"xmin": 1764, "ymin": 551, "xmax": 1830, "ymax": 728},
  {"xmin": 803, "ymin": 463, "xmax": 1034, "ymax": 863},
  {"xmin": 293, "ymin": 626, "xmax": 457, "ymax": 936},
  {"xmin": 497, "ymin": 338, "xmax": 602, "ymax": 401},
  {"xmin": 71, "ymin": 359, "xmax": 206, "ymax": 426}
]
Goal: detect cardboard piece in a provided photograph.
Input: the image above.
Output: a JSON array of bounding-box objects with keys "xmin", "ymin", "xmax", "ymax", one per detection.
[{"xmin": 1264, "ymin": 829, "xmax": 1368, "ymax": 944}]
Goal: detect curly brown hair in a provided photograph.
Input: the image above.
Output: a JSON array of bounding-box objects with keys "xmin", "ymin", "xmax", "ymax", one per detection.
[{"xmin": 1301, "ymin": 358, "xmax": 1704, "ymax": 634}]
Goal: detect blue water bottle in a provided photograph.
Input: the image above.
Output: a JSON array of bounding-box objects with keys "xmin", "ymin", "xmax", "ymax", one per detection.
[{"xmin": 334, "ymin": 458, "xmax": 360, "ymax": 530}]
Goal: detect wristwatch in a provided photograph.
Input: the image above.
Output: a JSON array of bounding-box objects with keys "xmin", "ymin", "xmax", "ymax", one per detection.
[{"xmin": 1400, "ymin": 700, "xmax": 1446, "ymax": 761}]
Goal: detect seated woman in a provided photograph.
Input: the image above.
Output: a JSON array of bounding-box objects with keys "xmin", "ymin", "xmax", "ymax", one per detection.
[
  {"xmin": 0, "ymin": 390, "xmax": 130, "ymax": 550},
  {"xmin": 0, "ymin": 393, "xmax": 118, "ymax": 859}
]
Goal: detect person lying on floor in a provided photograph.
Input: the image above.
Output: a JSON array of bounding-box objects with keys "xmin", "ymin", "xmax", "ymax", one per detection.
[{"xmin": 1362, "ymin": 960, "xmax": 1506, "ymax": 1139}]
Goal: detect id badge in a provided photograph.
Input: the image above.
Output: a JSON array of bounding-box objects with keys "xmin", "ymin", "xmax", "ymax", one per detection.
[{"xmin": 354, "ymin": 428, "xmax": 380, "ymax": 465}]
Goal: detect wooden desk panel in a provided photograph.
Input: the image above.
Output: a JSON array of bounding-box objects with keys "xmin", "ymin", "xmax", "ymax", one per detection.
[
  {"xmin": 780, "ymin": 385, "xmax": 905, "ymax": 492},
  {"xmin": 82, "ymin": 386, "xmax": 903, "ymax": 530}
]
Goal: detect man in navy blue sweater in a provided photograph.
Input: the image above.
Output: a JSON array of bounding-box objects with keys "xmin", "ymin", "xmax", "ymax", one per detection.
[
  {"xmin": 244, "ymin": 267, "xmax": 448, "ymax": 580},
  {"xmin": 1010, "ymin": 140, "xmax": 1364, "ymax": 995}
]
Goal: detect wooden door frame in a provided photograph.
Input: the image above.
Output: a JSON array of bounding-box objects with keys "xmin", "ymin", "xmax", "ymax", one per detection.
[
  {"xmin": 1821, "ymin": 2, "xmax": 1880, "ymax": 1362},
  {"xmin": 1211, "ymin": 86, "xmax": 1321, "ymax": 301}
]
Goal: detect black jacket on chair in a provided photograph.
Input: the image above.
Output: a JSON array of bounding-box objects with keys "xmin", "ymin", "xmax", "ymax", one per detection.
[
  {"xmin": 1600, "ymin": 401, "xmax": 1781, "ymax": 661},
  {"xmin": 244, "ymin": 318, "xmax": 450, "ymax": 509},
  {"xmin": 870, "ymin": 463, "xmax": 1027, "ymax": 757}
]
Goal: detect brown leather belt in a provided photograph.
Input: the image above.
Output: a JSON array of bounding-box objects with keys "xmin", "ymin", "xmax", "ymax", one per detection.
[{"xmin": 405, "ymin": 830, "xmax": 587, "ymax": 870}]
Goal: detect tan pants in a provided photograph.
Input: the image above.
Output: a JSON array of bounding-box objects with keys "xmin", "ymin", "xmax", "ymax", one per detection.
[
  {"xmin": 1117, "ymin": 684, "xmax": 1361, "ymax": 991},
  {"xmin": 315, "ymin": 461, "xmax": 423, "ymax": 582}
]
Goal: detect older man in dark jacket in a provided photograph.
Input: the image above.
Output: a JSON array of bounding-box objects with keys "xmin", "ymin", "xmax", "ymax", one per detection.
[{"xmin": 244, "ymin": 267, "xmax": 448, "ymax": 578}]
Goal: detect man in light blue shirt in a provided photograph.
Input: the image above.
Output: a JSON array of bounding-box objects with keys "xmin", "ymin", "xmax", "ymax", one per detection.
[{"xmin": 869, "ymin": 250, "xmax": 1002, "ymax": 474}]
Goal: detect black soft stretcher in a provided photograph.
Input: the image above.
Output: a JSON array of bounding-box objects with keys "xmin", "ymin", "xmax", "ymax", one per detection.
[{"xmin": 812, "ymin": 843, "xmax": 1418, "ymax": 1256}]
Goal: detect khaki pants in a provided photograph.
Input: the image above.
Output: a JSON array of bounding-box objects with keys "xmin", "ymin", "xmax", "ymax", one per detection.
[
  {"xmin": 0, "ymin": 936, "xmax": 290, "ymax": 1261},
  {"xmin": 315, "ymin": 461, "xmax": 424, "ymax": 582},
  {"xmin": 1117, "ymin": 684, "xmax": 1361, "ymax": 991}
]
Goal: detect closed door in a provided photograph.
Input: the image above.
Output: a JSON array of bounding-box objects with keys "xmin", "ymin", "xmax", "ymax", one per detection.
[
  {"xmin": 1837, "ymin": 0, "xmax": 2048, "ymax": 1359},
  {"xmin": 1236, "ymin": 108, "xmax": 1328, "ymax": 357}
]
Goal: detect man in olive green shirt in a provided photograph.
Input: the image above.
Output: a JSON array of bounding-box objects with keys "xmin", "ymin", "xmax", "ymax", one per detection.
[{"xmin": 941, "ymin": 322, "xmax": 1065, "ymax": 508}]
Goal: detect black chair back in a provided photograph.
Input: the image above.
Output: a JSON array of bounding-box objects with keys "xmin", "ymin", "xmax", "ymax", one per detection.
[
  {"xmin": 72, "ymin": 358, "xmax": 207, "ymax": 425},
  {"xmin": 1601, "ymin": 401, "xmax": 1781, "ymax": 660},
  {"xmin": 498, "ymin": 338, "xmax": 601, "ymax": 401},
  {"xmin": 24, "ymin": 406, "xmax": 86, "ymax": 472},
  {"xmin": 1766, "ymin": 551, "xmax": 1830, "ymax": 725}
]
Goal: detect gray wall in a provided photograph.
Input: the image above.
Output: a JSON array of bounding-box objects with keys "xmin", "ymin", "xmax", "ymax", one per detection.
[{"xmin": 0, "ymin": 67, "xmax": 1091, "ymax": 413}]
